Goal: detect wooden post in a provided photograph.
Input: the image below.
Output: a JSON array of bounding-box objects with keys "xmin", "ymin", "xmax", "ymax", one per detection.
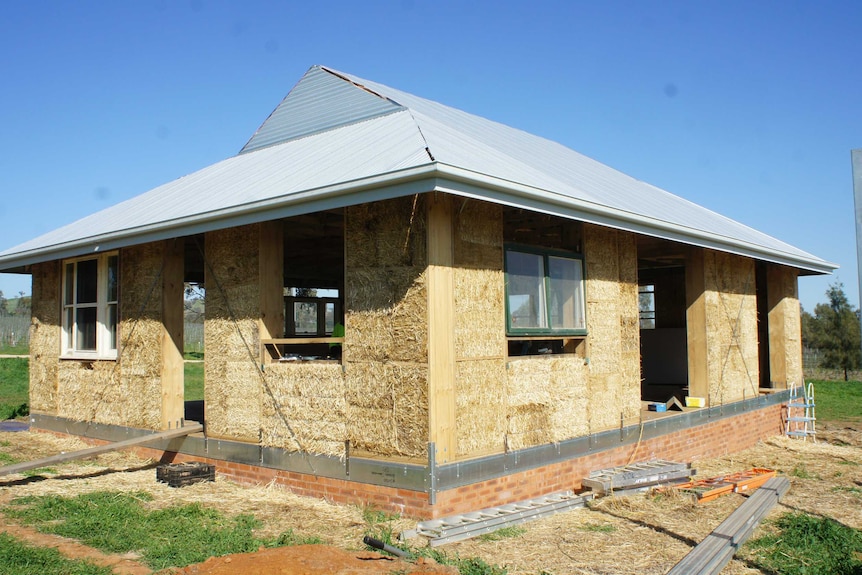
[
  {"xmin": 161, "ymin": 239, "xmax": 185, "ymax": 429},
  {"xmin": 685, "ymin": 247, "xmax": 709, "ymax": 401},
  {"xmin": 259, "ymin": 220, "xmax": 285, "ymax": 341},
  {"xmin": 427, "ymin": 194, "xmax": 456, "ymax": 464},
  {"xmin": 767, "ymin": 265, "xmax": 801, "ymax": 389}
]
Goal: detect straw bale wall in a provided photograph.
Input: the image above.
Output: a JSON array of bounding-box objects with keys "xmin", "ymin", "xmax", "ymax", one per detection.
[
  {"xmin": 205, "ymin": 225, "xmax": 263, "ymax": 442},
  {"xmin": 261, "ymin": 363, "xmax": 347, "ymax": 457},
  {"xmin": 583, "ymin": 225, "xmax": 641, "ymax": 433},
  {"xmin": 29, "ymin": 261, "xmax": 61, "ymax": 413},
  {"xmin": 452, "ymin": 199, "xmax": 508, "ymax": 456},
  {"xmin": 344, "ymin": 197, "xmax": 429, "ymax": 458},
  {"xmin": 704, "ymin": 251, "xmax": 759, "ymax": 403},
  {"xmin": 769, "ymin": 265, "xmax": 803, "ymax": 387},
  {"xmin": 47, "ymin": 243, "xmax": 166, "ymax": 428}
]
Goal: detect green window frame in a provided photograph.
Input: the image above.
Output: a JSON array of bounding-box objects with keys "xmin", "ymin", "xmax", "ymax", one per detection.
[{"xmin": 504, "ymin": 245, "xmax": 586, "ymax": 336}]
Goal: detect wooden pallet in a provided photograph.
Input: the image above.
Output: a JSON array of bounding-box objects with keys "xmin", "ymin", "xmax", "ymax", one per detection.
[{"xmin": 663, "ymin": 468, "xmax": 776, "ymax": 503}]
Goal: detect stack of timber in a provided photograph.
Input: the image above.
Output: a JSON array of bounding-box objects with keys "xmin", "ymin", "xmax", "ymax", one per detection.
[
  {"xmin": 661, "ymin": 468, "xmax": 776, "ymax": 503},
  {"xmin": 582, "ymin": 460, "xmax": 693, "ymax": 497},
  {"xmin": 402, "ymin": 491, "xmax": 593, "ymax": 547},
  {"xmin": 667, "ymin": 476, "xmax": 790, "ymax": 575}
]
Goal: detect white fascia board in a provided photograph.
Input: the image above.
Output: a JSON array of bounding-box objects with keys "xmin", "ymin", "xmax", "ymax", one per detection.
[
  {"xmin": 432, "ymin": 164, "xmax": 838, "ymax": 275},
  {"xmin": 0, "ymin": 164, "xmax": 439, "ymax": 271}
]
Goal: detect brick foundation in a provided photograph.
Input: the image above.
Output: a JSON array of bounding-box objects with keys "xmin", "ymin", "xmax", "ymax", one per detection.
[{"xmin": 38, "ymin": 402, "xmax": 785, "ymax": 519}]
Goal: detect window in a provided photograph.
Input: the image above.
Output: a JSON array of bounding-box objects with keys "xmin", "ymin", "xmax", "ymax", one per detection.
[
  {"xmin": 62, "ymin": 253, "xmax": 118, "ymax": 359},
  {"xmin": 505, "ymin": 246, "xmax": 586, "ymax": 335},
  {"xmin": 638, "ymin": 284, "xmax": 656, "ymax": 329},
  {"xmin": 284, "ymin": 289, "xmax": 341, "ymax": 337}
]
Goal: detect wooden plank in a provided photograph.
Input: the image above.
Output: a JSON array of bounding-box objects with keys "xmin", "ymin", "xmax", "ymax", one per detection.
[
  {"xmin": 0, "ymin": 423, "xmax": 204, "ymax": 477},
  {"xmin": 427, "ymin": 193, "xmax": 456, "ymax": 464},
  {"xmin": 161, "ymin": 239, "xmax": 185, "ymax": 430},
  {"xmin": 259, "ymin": 220, "xmax": 285, "ymax": 342},
  {"xmin": 685, "ymin": 247, "xmax": 709, "ymax": 401}
]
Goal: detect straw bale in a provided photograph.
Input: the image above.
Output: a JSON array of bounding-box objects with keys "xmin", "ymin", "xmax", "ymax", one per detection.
[
  {"xmin": 345, "ymin": 361, "xmax": 428, "ymax": 458},
  {"xmin": 773, "ymin": 266, "xmax": 803, "ymax": 385},
  {"xmin": 506, "ymin": 404, "xmax": 551, "ymax": 450},
  {"xmin": 583, "ymin": 225, "xmax": 641, "ymax": 432},
  {"xmin": 454, "ymin": 268, "xmax": 505, "ymax": 359},
  {"xmin": 29, "ymin": 261, "xmax": 61, "ymax": 414},
  {"xmin": 704, "ymin": 251, "xmax": 758, "ymax": 403},
  {"xmin": 344, "ymin": 270, "xmax": 427, "ymax": 363},
  {"xmin": 455, "ymin": 359, "xmax": 507, "ymax": 456},
  {"xmin": 547, "ymin": 356, "xmax": 590, "ymax": 440},
  {"xmin": 206, "ymin": 360, "xmax": 261, "ymax": 442},
  {"xmin": 453, "ymin": 199, "xmax": 502, "ymax": 266},
  {"xmin": 345, "ymin": 196, "xmax": 427, "ymax": 269},
  {"xmin": 260, "ymin": 363, "xmax": 347, "ymax": 458}
]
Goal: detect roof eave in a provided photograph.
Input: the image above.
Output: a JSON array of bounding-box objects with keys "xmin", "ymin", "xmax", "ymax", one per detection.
[{"xmin": 0, "ymin": 162, "xmax": 837, "ymax": 277}]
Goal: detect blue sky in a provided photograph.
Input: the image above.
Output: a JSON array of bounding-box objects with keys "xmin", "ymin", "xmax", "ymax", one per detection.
[{"xmin": 1, "ymin": 1, "xmax": 859, "ymax": 312}]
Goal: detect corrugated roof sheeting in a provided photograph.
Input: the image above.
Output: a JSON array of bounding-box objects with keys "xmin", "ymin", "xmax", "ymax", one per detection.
[
  {"xmin": 337, "ymin": 68, "xmax": 830, "ymax": 270},
  {"xmin": 1, "ymin": 110, "xmax": 431, "ymax": 260},
  {"xmin": 241, "ymin": 66, "xmax": 402, "ymax": 154},
  {"xmin": 0, "ymin": 64, "xmax": 836, "ymax": 275}
]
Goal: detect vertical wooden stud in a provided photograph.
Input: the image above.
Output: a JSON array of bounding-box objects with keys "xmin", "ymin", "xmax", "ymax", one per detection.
[
  {"xmin": 161, "ymin": 239, "xmax": 185, "ymax": 429},
  {"xmin": 259, "ymin": 220, "xmax": 285, "ymax": 341},
  {"xmin": 427, "ymin": 194, "xmax": 456, "ymax": 464},
  {"xmin": 685, "ymin": 247, "xmax": 709, "ymax": 401}
]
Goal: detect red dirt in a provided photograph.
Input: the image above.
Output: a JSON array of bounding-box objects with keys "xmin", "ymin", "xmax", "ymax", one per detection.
[
  {"xmin": 0, "ymin": 522, "xmax": 151, "ymax": 575},
  {"xmin": 165, "ymin": 545, "xmax": 458, "ymax": 575}
]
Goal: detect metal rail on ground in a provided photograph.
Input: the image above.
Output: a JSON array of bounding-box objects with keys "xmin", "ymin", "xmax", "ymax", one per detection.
[
  {"xmin": 666, "ymin": 476, "xmax": 790, "ymax": 575},
  {"xmin": 0, "ymin": 422, "xmax": 203, "ymax": 477}
]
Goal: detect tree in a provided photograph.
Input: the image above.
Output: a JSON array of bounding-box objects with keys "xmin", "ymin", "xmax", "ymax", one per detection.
[
  {"xmin": 806, "ymin": 282, "xmax": 861, "ymax": 380},
  {"xmin": 0, "ymin": 291, "xmax": 7, "ymax": 317}
]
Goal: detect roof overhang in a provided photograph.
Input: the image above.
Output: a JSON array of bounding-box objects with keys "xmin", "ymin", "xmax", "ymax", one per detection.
[{"xmin": 0, "ymin": 162, "xmax": 837, "ymax": 276}]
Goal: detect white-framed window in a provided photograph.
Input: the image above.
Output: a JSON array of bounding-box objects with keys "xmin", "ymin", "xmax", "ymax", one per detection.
[
  {"xmin": 505, "ymin": 245, "xmax": 586, "ymax": 335},
  {"xmin": 62, "ymin": 253, "xmax": 118, "ymax": 359}
]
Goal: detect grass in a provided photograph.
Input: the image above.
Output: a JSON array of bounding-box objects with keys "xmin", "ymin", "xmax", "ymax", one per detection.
[
  {"xmin": 0, "ymin": 532, "xmax": 112, "ymax": 575},
  {"xmin": 807, "ymin": 380, "xmax": 862, "ymax": 423},
  {"xmin": 746, "ymin": 512, "xmax": 862, "ymax": 575},
  {"xmin": 7, "ymin": 491, "xmax": 273, "ymax": 570},
  {"xmin": 478, "ymin": 526, "xmax": 526, "ymax": 541},
  {"xmin": 6, "ymin": 491, "xmax": 508, "ymax": 575},
  {"xmin": 184, "ymin": 360, "xmax": 204, "ymax": 401},
  {"xmin": 0, "ymin": 356, "xmax": 28, "ymax": 419}
]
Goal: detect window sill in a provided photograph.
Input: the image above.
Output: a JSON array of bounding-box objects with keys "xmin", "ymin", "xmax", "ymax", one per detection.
[
  {"xmin": 60, "ymin": 353, "xmax": 118, "ymax": 362},
  {"xmin": 506, "ymin": 335, "xmax": 588, "ymax": 358}
]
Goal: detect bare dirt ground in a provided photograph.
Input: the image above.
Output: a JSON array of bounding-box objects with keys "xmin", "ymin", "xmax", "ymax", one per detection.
[{"xmin": 0, "ymin": 424, "xmax": 859, "ymax": 575}]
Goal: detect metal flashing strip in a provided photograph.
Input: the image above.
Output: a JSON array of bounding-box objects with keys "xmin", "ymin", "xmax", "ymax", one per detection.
[
  {"xmin": 433, "ymin": 390, "xmax": 790, "ymax": 491},
  {"xmin": 29, "ymin": 390, "xmax": 789, "ymax": 498}
]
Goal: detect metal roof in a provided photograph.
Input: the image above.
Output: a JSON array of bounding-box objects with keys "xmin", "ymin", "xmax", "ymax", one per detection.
[{"xmin": 0, "ymin": 65, "xmax": 837, "ymax": 275}]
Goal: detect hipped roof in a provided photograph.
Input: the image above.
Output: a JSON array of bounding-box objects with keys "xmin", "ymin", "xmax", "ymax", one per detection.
[{"xmin": 0, "ymin": 65, "xmax": 836, "ymax": 275}]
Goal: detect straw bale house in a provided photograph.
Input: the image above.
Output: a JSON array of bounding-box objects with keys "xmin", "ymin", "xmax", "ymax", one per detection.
[{"xmin": 0, "ymin": 66, "xmax": 836, "ymax": 517}]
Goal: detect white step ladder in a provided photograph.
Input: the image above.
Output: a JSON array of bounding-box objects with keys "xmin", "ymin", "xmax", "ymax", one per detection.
[{"xmin": 785, "ymin": 382, "xmax": 816, "ymax": 441}]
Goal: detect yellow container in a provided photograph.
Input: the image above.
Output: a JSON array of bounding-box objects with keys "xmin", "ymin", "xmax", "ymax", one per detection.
[{"xmin": 685, "ymin": 396, "xmax": 706, "ymax": 408}]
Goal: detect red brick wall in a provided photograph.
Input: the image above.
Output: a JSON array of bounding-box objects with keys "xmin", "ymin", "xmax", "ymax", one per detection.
[{"xmin": 40, "ymin": 403, "xmax": 784, "ymax": 519}]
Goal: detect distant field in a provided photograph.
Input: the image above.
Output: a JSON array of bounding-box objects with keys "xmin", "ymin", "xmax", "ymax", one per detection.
[{"xmin": 808, "ymin": 380, "xmax": 862, "ymax": 423}]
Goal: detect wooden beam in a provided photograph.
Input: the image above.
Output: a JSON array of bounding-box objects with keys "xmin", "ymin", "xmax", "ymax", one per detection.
[
  {"xmin": 0, "ymin": 423, "xmax": 203, "ymax": 477},
  {"xmin": 685, "ymin": 247, "xmax": 709, "ymax": 401},
  {"xmin": 259, "ymin": 220, "xmax": 285, "ymax": 341},
  {"xmin": 161, "ymin": 239, "xmax": 185, "ymax": 430},
  {"xmin": 427, "ymin": 194, "xmax": 457, "ymax": 464}
]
